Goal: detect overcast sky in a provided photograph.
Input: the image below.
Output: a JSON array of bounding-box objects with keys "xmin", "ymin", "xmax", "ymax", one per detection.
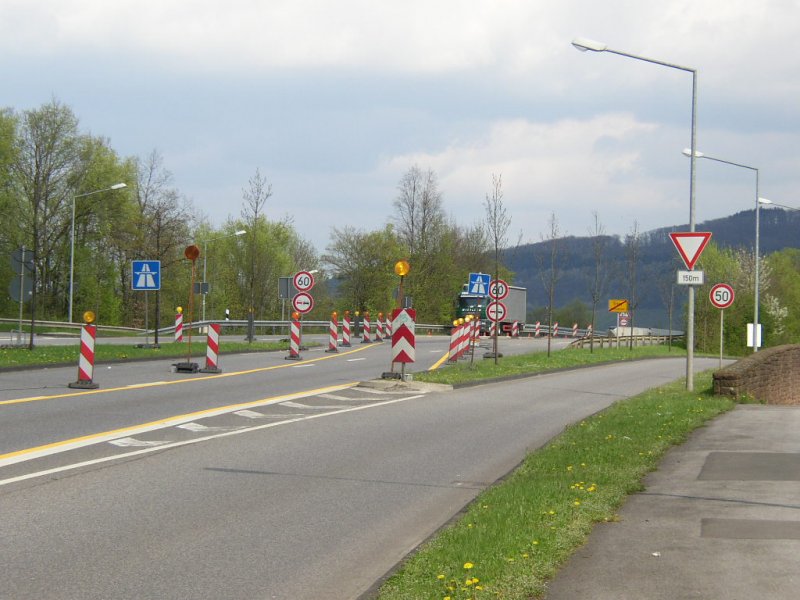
[{"xmin": 3, "ymin": 0, "xmax": 799, "ymax": 252}]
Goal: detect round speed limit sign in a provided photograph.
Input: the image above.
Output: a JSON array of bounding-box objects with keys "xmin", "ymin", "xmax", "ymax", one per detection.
[
  {"xmin": 709, "ymin": 283, "xmax": 735, "ymax": 309},
  {"xmin": 293, "ymin": 270, "xmax": 315, "ymax": 292}
]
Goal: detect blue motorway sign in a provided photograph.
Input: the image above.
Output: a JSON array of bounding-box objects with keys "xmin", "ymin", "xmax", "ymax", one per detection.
[
  {"xmin": 467, "ymin": 272, "xmax": 490, "ymax": 296},
  {"xmin": 132, "ymin": 260, "xmax": 161, "ymax": 291}
]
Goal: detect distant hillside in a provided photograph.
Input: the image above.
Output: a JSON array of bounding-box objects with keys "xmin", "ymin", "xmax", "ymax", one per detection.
[{"xmin": 505, "ymin": 208, "xmax": 800, "ymax": 329}]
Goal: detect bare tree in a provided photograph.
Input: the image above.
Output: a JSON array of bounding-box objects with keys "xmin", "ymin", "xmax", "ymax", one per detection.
[
  {"xmin": 241, "ymin": 168, "xmax": 273, "ymax": 337},
  {"xmin": 587, "ymin": 211, "xmax": 609, "ymax": 353},
  {"xmin": 393, "ymin": 165, "xmax": 444, "ymax": 257},
  {"xmin": 484, "ymin": 173, "xmax": 511, "ymax": 363},
  {"xmin": 625, "ymin": 221, "xmax": 641, "ymax": 350},
  {"xmin": 535, "ymin": 213, "xmax": 562, "ymax": 357},
  {"xmin": 131, "ymin": 150, "xmax": 192, "ymax": 345}
]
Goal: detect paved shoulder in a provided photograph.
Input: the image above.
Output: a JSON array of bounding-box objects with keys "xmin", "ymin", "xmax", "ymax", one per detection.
[{"xmin": 545, "ymin": 405, "xmax": 800, "ymax": 600}]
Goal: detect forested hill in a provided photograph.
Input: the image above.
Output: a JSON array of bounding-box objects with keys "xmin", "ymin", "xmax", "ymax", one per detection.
[{"xmin": 506, "ymin": 208, "xmax": 800, "ymax": 328}]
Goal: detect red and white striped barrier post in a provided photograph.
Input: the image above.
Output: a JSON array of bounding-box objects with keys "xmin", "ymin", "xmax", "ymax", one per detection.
[
  {"xmin": 342, "ymin": 311, "xmax": 352, "ymax": 347},
  {"xmin": 460, "ymin": 318, "xmax": 473, "ymax": 359},
  {"xmin": 69, "ymin": 314, "xmax": 99, "ymax": 389},
  {"xmin": 376, "ymin": 312, "xmax": 385, "ymax": 341},
  {"xmin": 553, "ymin": 322, "xmax": 559, "ymax": 337},
  {"xmin": 512, "ymin": 321, "xmax": 519, "ymax": 338},
  {"xmin": 200, "ymin": 323, "xmax": 222, "ymax": 373},
  {"xmin": 572, "ymin": 323, "xmax": 579, "ymax": 337},
  {"xmin": 326, "ymin": 311, "xmax": 339, "ymax": 353},
  {"xmin": 286, "ymin": 311, "xmax": 302, "ymax": 360},
  {"xmin": 535, "ymin": 321, "xmax": 541, "ymax": 337},
  {"xmin": 384, "ymin": 315, "xmax": 392, "ymax": 337},
  {"xmin": 489, "ymin": 319, "xmax": 497, "ymax": 339},
  {"xmin": 390, "ymin": 308, "xmax": 416, "ymax": 378},
  {"xmin": 362, "ymin": 311, "xmax": 371, "ymax": 343},
  {"xmin": 448, "ymin": 319, "xmax": 461, "ymax": 362},
  {"xmin": 174, "ymin": 308, "xmax": 184, "ymax": 342}
]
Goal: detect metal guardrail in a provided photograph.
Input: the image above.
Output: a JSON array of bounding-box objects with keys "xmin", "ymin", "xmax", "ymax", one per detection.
[{"xmin": 569, "ymin": 334, "xmax": 685, "ymax": 349}]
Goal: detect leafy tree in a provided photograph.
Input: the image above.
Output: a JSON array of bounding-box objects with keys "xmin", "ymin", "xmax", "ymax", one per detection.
[
  {"xmin": 322, "ymin": 225, "xmax": 403, "ymax": 314},
  {"xmin": 764, "ymin": 248, "xmax": 800, "ymax": 344}
]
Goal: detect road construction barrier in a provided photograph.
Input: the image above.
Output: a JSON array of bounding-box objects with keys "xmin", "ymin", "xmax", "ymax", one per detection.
[
  {"xmin": 572, "ymin": 323, "xmax": 578, "ymax": 337},
  {"xmin": 489, "ymin": 320, "xmax": 497, "ymax": 338},
  {"xmin": 362, "ymin": 312, "xmax": 371, "ymax": 343},
  {"xmin": 448, "ymin": 321, "xmax": 460, "ymax": 362},
  {"xmin": 200, "ymin": 323, "xmax": 222, "ymax": 373},
  {"xmin": 326, "ymin": 312, "xmax": 339, "ymax": 353},
  {"xmin": 512, "ymin": 320, "xmax": 519, "ymax": 338},
  {"xmin": 534, "ymin": 321, "xmax": 541, "ymax": 337},
  {"xmin": 375, "ymin": 313, "xmax": 384, "ymax": 341},
  {"xmin": 69, "ymin": 323, "xmax": 99, "ymax": 389},
  {"xmin": 175, "ymin": 312, "xmax": 183, "ymax": 342},
  {"xmin": 553, "ymin": 322, "xmax": 559, "ymax": 337},
  {"xmin": 342, "ymin": 311, "xmax": 352, "ymax": 347},
  {"xmin": 286, "ymin": 313, "xmax": 301, "ymax": 360},
  {"xmin": 455, "ymin": 321, "xmax": 467, "ymax": 359}
]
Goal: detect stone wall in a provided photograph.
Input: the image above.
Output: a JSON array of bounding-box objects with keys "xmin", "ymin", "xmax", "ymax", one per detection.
[{"xmin": 713, "ymin": 345, "xmax": 800, "ymax": 405}]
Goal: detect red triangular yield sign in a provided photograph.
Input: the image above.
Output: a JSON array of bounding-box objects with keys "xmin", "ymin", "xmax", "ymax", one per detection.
[{"xmin": 669, "ymin": 232, "xmax": 712, "ymax": 270}]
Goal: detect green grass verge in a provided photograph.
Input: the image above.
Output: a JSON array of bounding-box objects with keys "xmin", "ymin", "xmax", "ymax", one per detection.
[
  {"xmin": 377, "ymin": 370, "xmax": 733, "ymax": 599},
  {"xmin": 0, "ymin": 340, "xmax": 289, "ymax": 368},
  {"xmin": 416, "ymin": 344, "xmax": 685, "ymax": 386}
]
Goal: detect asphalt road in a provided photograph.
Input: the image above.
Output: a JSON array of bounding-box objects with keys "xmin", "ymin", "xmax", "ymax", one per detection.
[{"xmin": 0, "ymin": 337, "xmax": 703, "ymax": 599}]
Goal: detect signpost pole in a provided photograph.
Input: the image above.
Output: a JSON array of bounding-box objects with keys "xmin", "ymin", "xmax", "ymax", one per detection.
[{"xmin": 719, "ymin": 309, "xmax": 724, "ymax": 369}]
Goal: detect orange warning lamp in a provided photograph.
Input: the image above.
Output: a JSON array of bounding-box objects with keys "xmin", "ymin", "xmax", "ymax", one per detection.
[
  {"xmin": 176, "ymin": 306, "xmax": 183, "ymax": 314},
  {"xmin": 292, "ymin": 311, "xmax": 300, "ymax": 320},
  {"xmin": 394, "ymin": 260, "xmax": 410, "ymax": 277},
  {"xmin": 83, "ymin": 311, "xmax": 96, "ymax": 324}
]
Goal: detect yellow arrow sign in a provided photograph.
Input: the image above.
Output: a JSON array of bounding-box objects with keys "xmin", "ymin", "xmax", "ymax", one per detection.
[{"xmin": 608, "ymin": 299, "xmax": 629, "ymax": 313}]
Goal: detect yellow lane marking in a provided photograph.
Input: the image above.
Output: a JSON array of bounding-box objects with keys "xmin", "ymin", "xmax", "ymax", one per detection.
[
  {"xmin": 0, "ymin": 343, "xmax": 376, "ymax": 407},
  {"xmin": 428, "ymin": 351, "xmax": 451, "ymax": 371},
  {"xmin": 0, "ymin": 381, "xmax": 359, "ymax": 467}
]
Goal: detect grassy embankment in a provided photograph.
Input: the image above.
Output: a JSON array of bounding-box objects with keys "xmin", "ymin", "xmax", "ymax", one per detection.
[{"xmin": 378, "ymin": 346, "xmax": 734, "ymax": 599}]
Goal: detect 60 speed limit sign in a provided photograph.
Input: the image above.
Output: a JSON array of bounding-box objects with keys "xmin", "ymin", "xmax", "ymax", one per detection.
[{"xmin": 709, "ymin": 283, "xmax": 735, "ymax": 309}]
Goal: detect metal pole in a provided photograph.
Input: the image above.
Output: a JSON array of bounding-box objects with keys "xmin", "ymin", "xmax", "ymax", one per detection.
[
  {"xmin": 719, "ymin": 309, "xmax": 724, "ymax": 369},
  {"xmin": 687, "ymin": 69, "xmax": 697, "ymax": 391},
  {"xmin": 754, "ymin": 174, "xmax": 761, "ymax": 352},
  {"xmin": 685, "ymin": 152, "xmax": 759, "ymax": 352},
  {"xmin": 69, "ymin": 195, "xmax": 76, "ymax": 324},
  {"xmin": 573, "ymin": 39, "xmax": 698, "ymax": 390},
  {"xmin": 202, "ymin": 240, "xmax": 208, "ymax": 323},
  {"xmin": 18, "ymin": 246, "xmax": 25, "ymax": 345}
]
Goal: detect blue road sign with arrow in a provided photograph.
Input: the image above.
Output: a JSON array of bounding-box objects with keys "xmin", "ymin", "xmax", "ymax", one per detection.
[
  {"xmin": 468, "ymin": 272, "xmax": 490, "ymax": 296},
  {"xmin": 132, "ymin": 260, "xmax": 161, "ymax": 290}
]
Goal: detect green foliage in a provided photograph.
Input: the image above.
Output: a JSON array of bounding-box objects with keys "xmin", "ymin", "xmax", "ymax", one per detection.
[{"xmin": 323, "ymin": 225, "xmax": 403, "ymax": 314}]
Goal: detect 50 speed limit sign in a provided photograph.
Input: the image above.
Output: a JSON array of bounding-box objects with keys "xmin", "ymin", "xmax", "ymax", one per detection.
[{"xmin": 709, "ymin": 283, "xmax": 735, "ymax": 309}]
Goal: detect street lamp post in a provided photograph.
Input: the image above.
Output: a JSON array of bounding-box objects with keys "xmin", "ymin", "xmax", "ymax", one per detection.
[
  {"xmin": 69, "ymin": 183, "xmax": 127, "ymax": 323},
  {"xmin": 572, "ymin": 37, "xmax": 699, "ymax": 390},
  {"xmin": 682, "ymin": 149, "xmax": 765, "ymax": 351},
  {"xmin": 201, "ymin": 229, "xmax": 246, "ymax": 322}
]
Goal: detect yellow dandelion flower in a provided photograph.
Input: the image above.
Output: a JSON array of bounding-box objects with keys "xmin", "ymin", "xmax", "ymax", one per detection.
[
  {"xmin": 463, "ymin": 562, "xmax": 474, "ymax": 570},
  {"xmin": 532, "ymin": 540, "xmax": 539, "ymax": 545},
  {"xmin": 437, "ymin": 574, "xmax": 446, "ymax": 580}
]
